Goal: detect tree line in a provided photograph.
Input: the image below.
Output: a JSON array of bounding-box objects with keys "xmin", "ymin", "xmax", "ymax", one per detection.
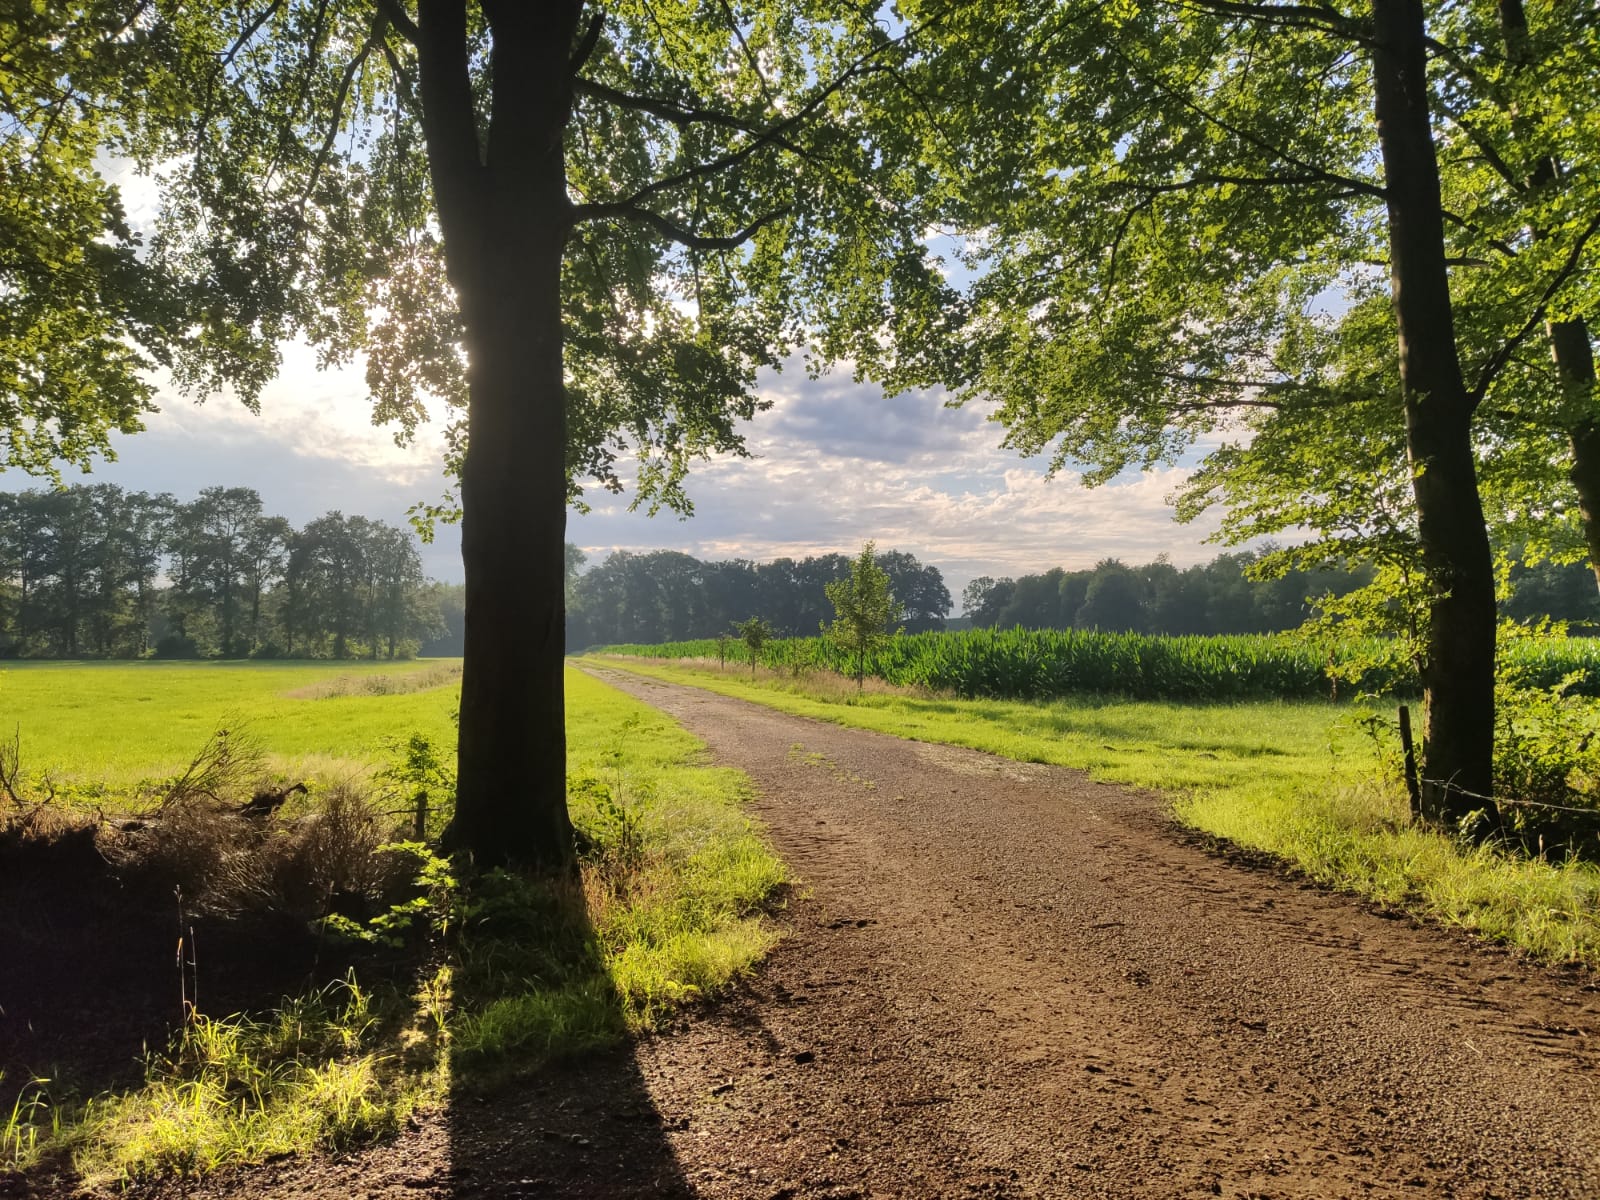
[
  {"xmin": 565, "ymin": 547, "xmax": 952, "ymax": 650},
  {"xmin": 0, "ymin": 485, "xmax": 441, "ymax": 660},
  {"xmin": 961, "ymin": 554, "xmax": 1375, "ymax": 636}
]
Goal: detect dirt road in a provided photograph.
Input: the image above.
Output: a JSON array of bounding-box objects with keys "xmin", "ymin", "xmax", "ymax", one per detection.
[{"xmin": 131, "ymin": 667, "xmax": 1600, "ymax": 1200}]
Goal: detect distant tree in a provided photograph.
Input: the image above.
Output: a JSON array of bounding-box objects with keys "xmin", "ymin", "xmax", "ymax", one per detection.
[
  {"xmin": 874, "ymin": 549, "xmax": 951, "ymax": 633},
  {"xmin": 564, "ymin": 544, "xmax": 586, "ymax": 605},
  {"xmin": 367, "ymin": 522, "xmax": 434, "ymax": 658},
  {"xmin": 736, "ymin": 617, "xmax": 775, "ymax": 677},
  {"xmin": 962, "ymin": 576, "xmax": 997, "ymax": 619},
  {"xmin": 824, "ymin": 542, "xmax": 905, "ymax": 688},
  {"xmin": 1075, "ymin": 561, "xmax": 1146, "ymax": 634},
  {"xmin": 421, "ymin": 582, "xmax": 467, "ymax": 657},
  {"xmin": 966, "ymin": 576, "xmax": 1016, "ymax": 629},
  {"xmin": 241, "ymin": 515, "xmax": 292, "ymax": 654}
]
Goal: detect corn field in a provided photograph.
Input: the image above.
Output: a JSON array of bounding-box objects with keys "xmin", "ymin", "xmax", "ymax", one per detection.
[{"xmin": 590, "ymin": 628, "xmax": 1600, "ymax": 703}]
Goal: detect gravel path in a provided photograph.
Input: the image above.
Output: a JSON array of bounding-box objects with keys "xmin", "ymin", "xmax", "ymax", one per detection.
[{"xmin": 113, "ymin": 666, "xmax": 1600, "ymax": 1200}]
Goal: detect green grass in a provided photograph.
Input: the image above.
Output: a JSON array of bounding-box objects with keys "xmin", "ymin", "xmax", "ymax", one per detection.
[
  {"xmin": 590, "ymin": 657, "xmax": 1600, "ymax": 965},
  {"xmin": 7, "ymin": 664, "xmax": 786, "ymax": 1186},
  {"xmin": 0, "ymin": 659, "xmax": 464, "ymax": 797}
]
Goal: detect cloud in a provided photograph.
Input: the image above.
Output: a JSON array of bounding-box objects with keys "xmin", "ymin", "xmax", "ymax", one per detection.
[
  {"xmin": 571, "ymin": 366, "xmax": 1226, "ymax": 604},
  {"xmin": 65, "ymin": 348, "xmax": 463, "ymax": 582},
  {"xmin": 28, "ymin": 340, "xmax": 1227, "ymax": 605}
]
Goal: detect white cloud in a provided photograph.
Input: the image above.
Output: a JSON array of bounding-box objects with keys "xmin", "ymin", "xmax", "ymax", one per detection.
[
  {"xmin": 571, "ymin": 366, "xmax": 1226, "ymax": 603},
  {"xmin": 38, "ymin": 340, "xmax": 1228, "ymax": 601}
]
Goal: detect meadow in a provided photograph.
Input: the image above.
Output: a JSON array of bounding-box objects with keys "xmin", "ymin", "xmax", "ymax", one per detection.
[
  {"xmin": 594, "ymin": 626, "xmax": 1600, "ymax": 702},
  {"xmin": 0, "ymin": 659, "xmax": 465, "ymax": 798},
  {"xmin": 2, "ymin": 661, "xmax": 784, "ymax": 1185}
]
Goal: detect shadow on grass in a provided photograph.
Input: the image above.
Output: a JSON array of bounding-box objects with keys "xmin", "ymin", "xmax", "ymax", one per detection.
[{"xmin": 439, "ymin": 870, "xmax": 697, "ymax": 1198}]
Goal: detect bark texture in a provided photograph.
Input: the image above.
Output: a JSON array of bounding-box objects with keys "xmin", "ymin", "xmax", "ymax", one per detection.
[
  {"xmin": 416, "ymin": 0, "xmax": 584, "ymax": 870},
  {"xmin": 1371, "ymin": 0, "xmax": 1498, "ymax": 825}
]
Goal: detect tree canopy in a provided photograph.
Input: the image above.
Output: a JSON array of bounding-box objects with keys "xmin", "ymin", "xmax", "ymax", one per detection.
[
  {"xmin": 8, "ymin": 0, "xmax": 954, "ymax": 867},
  {"xmin": 880, "ymin": 0, "xmax": 1600, "ymax": 825}
]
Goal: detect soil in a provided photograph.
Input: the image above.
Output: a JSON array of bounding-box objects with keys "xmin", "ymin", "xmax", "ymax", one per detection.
[{"xmin": 20, "ymin": 666, "xmax": 1600, "ymax": 1198}]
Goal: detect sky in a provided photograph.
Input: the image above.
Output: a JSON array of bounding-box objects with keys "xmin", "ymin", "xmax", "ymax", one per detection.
[
  {"xmin": 33, "ymin": 165, "xmax": 1240, "ymax": 615},
  {"xmin": 64, "ymin": 347, "xmax": 1232, "ymax": 611}
]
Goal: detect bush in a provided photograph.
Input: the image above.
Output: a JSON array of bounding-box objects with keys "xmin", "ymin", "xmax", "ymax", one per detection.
[{"xmin": 152, "ymin": 634, "xmax": 201, "ymax": 660}]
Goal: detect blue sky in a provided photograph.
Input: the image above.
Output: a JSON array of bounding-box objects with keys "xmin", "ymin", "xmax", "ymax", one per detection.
[{"xmin": 70, "ymin": 345, "xmax": 1231, "ymax": 610}]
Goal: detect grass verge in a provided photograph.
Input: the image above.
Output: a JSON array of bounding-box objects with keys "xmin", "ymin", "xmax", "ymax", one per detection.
[
  {"xmin": 590, "ymin": 657, "xmax": 1600, "ymax": 966},
  {"xmin": 6, "ymin": 667, "xmax": 785, "ymax": 1187}
]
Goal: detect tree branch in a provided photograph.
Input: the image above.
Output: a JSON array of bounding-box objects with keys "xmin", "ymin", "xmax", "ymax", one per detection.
[
  {"xmin": 1107, "ymin": 42, "xmax": 1386, "ymax": 201},
  {"xmin": 223, "ymin": 0, "xmax": 287, "ymax": 65},
  {"xmin": 1437, "ymin": 102, "xmax": 1524, "ymax": 195},
  {"xmin": 1469, "ymin": 213, "xmax": 1600, "ymax": 407},
  {"xmin": 1112, "ymin": 170, "xmax": 1383, "ymax": 199},
  {"xmin": 301, "ymin": 19, "xmax": 384, "ymax": 208},
  {"xmin": 574, "ymin": 77, "xmax": 758, "ymax": 133},
  {"xmin": 1439, "ymin": 207, "xmax": 1519, "ymax": 258},
  {"xmin": 1174, "ymin": 0, "xmax": 1371, "ymax": 43},
  {"xmin": 571, "ymin": 202, "xmax": 789, "ymax": 250},
  {"xmin": 569, "ymin": 10, "xmax": 603, "ymax": 73},
  {"xmin": 371, "ymin": 0, "xmax": 421, "ymax": 48}
]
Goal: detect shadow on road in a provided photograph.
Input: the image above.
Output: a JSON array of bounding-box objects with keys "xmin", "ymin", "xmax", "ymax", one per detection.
[{"xmin": 441, "ymin": 873, "xmax": 699, "ymax": 1199}]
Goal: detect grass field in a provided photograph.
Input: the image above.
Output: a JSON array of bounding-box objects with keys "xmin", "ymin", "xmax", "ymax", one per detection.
[
  {"xmin": 0, "ymin": 659, "xmax": 464, "ymax": 797},
  {"xmin": 3, "ymin": 662, "xmax": 785, "ymax": 1185},
  {"xmin": 590, "ymin": 657, "xmax": 1600, "ymax": 965}
]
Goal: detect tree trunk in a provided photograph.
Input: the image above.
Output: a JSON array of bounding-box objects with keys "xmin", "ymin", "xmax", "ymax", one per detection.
[
  {"xmin": 420, "ymin": 0, "xmax": 581, "ymax": 870},
  {"xmin": 1372, "ymin": 0, "xmax": 1498, "ymax": 827},
  {"xmin": 1562, "ymin": 326, "xmax": 1600, "ymax": 591}
]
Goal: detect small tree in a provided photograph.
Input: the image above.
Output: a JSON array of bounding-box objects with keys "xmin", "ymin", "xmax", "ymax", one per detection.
[
  {"xmin": 823, "ymin": 542, "xmax": 904, "ymax": 689},
  {"xmin": 715, "ymin": 631, "xmax": 732, "ymax": 671},
  {"xmin": 736, "ymin": 618, "xmax": 774, "ymax": 677}
]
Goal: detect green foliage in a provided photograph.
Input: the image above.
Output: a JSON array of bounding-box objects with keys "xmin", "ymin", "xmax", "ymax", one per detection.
[
  {"xmin": 822, "ymin": 541, "xmax": 904, "ymax": 687},
  {"xmin": 599, "ymin": 627, "xmax": 1600, "ymax": 705},
  {"xmin": 318, "ymin": 841, "xmax": 458, "ymax": 950},
  {"xmin": 735, "ymin": 617, "xmax": 775, "ymax": 676},
  {"xmin": 375, "ymin": 732, "xmax": 455, "ymax": 841},
  {"xmin": 566, "ymin": 546, "xmax": 950, "ymax": 650},
  {"xmin": 30, "ymin": 975, "xmax": 427, "ymax": 1185},
  {"xmin": 598, "ymin": 628, "xmax": 1396, "ymax": 701},
  {"xmin": 0, "ymin": 2, "xmax": 177, "ymax": 475},
  {"xmin": 0, "ymin": 483, "xmax": 439, "ymax": 660},
  {"xmin": 1490, "ymin": 628, "xmax": 1600, "ymax": 852}
]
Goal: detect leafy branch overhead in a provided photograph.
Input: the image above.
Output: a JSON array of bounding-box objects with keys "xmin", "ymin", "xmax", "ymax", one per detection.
[{"xmin": 6, "ymin": 2, "xmax": 958, "ymax": 512}]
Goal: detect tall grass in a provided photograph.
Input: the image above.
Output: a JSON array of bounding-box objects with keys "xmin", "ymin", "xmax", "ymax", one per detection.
[{"xmin": 593, "ymin": 628, "xmax": 1600, "ymax": 702}]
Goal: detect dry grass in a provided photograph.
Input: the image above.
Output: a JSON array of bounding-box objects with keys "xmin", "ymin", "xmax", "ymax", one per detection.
[
  {"xmin": 616, "ymin": 655, "xmax": 947, "ymax": 701},
  {"xmin": 282, "ymin": 664, "xmax": 463, "ymax": 701},
  {"xmin": 104, "ymin": 783, "xmax": 413, "ymax": 919}
]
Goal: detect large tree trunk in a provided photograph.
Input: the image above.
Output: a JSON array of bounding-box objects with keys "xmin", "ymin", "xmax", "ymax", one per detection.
[
  {"xmin": 1562, "ymin": 329, "xmax": 1600, "ymax": 590},
  {"xmin": 1371, "ymin": 0, "xmax": 1498, "ymax": 827},
  {"xmin": 419, "ymin": 0, "xmax": 581, "ymax": 870}
]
